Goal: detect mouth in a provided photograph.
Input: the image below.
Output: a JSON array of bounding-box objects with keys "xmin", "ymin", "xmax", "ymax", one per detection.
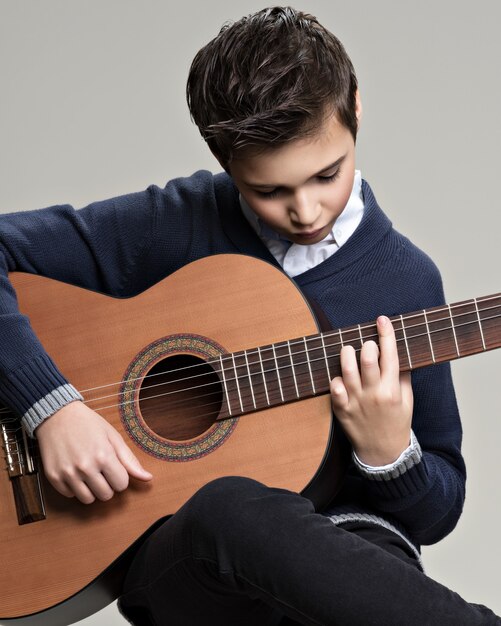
[{"xmin": 294, "ymin": 228, "xmax": 324, "ymax": 240}]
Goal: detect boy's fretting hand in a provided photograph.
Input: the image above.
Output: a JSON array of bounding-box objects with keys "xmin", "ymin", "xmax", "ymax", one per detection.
[
  {"xmin": 329, "ymin": 316, "xmax": 414, "ymax": 467},
  {"xmin": 35, "ymin": 402, "xmax": 153, "ymax": 504}
]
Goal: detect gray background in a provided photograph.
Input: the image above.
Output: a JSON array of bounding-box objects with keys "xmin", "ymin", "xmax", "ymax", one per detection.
[{"xmin": 1, "ymin": 0, "xmax": 499, "ymax": 623}]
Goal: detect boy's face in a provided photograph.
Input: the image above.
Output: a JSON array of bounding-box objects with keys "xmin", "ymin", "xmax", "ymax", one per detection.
[{"xmin": 229, "ymin": 107, "xmax": 360, "ymax": 246}]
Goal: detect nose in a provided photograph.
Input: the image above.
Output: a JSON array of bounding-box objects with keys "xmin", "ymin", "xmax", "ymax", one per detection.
[{"xmin": 289, "ymin": 189, "xmax": 320, "ymax": 227}]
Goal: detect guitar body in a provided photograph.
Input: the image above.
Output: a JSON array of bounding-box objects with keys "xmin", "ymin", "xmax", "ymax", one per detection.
[{"xmin": 0, "ymin": 255, "xmax": 344, "ymax": 624}]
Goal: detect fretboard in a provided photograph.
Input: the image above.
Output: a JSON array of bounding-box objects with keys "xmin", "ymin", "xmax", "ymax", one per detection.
[{"xmin": 216, "ymin": 293, "xmax": 501, "ymax": 419}]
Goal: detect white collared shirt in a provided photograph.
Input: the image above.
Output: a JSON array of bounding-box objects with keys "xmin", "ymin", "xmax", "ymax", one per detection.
[{"xmin": 240, "ymin": 170, "xmax": 364, "ymax": 277}]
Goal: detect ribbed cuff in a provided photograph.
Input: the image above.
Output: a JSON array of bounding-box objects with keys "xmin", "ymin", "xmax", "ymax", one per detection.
[
  {"xmin": 22, "ymin": 384, "xmax": 83, "ymax": 437},
  {"xmin": 352, "ymin": 431, "xmax": 422, "ymax": 480},
  {"xmin": 352, "ymin": 431, "xmax": 429, "ymax": 499},
  {"xmin": 0, "ymin": 352, "xmax": 83, "ymax": 436}
]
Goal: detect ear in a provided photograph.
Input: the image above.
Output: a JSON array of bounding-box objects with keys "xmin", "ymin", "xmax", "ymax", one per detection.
[{"xmin": 355, "ymin": 90, "xmax": 363, "ymax": 129}]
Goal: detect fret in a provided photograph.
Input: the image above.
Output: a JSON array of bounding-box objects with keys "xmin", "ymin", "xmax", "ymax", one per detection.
[
  {"xmin": 289, "ymin": 336, "xmax": 316, "ymax": 397},
  {"xmin": 336, "ymin": 326, "xmax": 361, "ymax": 356},
  {"xmin": 320, "ymin": 333, "xmax": 332, "ymax": 380},
  {"xmin": 320, "ymin": 333, "xmax": 342, "ymax": 381},
  {"xmin": 258, "ymin": 345, "xmax": 283, "ymax": 406},
  {"xmin": 219, "ymin": 354, "xmax": 232, "ymax": 416},
  {"xmin": 357, "ymin": 324, "xmax": 364, "ymax": 347},
  {"xmin": 257, "ymin": 347, "xmax": 271, "ymax": 406},
  {"xmin": 424, "ymin": 305, "xmax": 460, "ymax": 362},
  {"xmin": 244, "ymin": 347, "xmax": 270, "ymax": 409},
  {"xmin": 399, "ymin": 315, "xmax": 412, "ymax": 369},
  {"xmin": 231, "ymin": 353, "xmax": 244, "ymax": 413},
  {"xmin": 447, "ymin": 304, "xmax": 460, "ymax": 357},
  {"xmin": 422, "ymin": 309, "xmax": 436, "ymax": 363},
  {"xmin": 305, "ymin": 334, "xmax": 332, "ymax": 392},
  {"xmin": 243, "ymin": 349, "xmax": 257, "ymax": 410},
  {"xmin": 272, "ymin": 343, "xmax": 285, "ymax": 403},
  {"xmin": 392, "ymin": 314, "xmax": 425, "ymax": 370},
  {"xmin": 273, "ymin": 341, "xmax": 298, "ymax": 402},
  {"xmin": 287, "ymin": 340, "xmax": 300, "ymax": 398},
  {"xmin": 221, "ymin": 353, "xmax": 244, "ymax": 416},
  {"xmin": 357, "ymin": 321, "xmax": 379, "ymax": 348},
  {"xmin": 474, "ymin": 298, "xmax": 487, "ymax": 351},
  {"xmin": 447, "ymin": 300, "xmax": 485, "ymax": 357},
  {"xmin": 478, "ymin": 295, "xmax": 501, "ymax": 350},
  {"xmin": 304, "ymin": 337, "xmax": 315, "ymax": 394},
  {"xmin": 231, "ymin": 350, "xmax": 256, "ymax": 413},
  {"xmin": 217, "ymin": 293, "xmax": 500, "ymax": 416}
]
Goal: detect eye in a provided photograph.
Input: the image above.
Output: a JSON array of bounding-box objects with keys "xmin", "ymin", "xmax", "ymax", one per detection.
[
  {"xmin": 256, "ymin": 187, "xmax": 281, "ymax": 199},
  {"xmin": 317, "ymin": 169, "xmax": 341, "ymax": 184}
]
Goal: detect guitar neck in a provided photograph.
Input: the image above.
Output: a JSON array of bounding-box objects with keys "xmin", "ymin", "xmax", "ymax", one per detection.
[{"xmin": 217, "ymin": 293, "xmax": 501, "ymax": 418}]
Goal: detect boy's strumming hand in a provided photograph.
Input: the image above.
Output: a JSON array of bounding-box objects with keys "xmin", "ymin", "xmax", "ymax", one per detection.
[
  {"xmin": 35, "ymin": 401, "xmax": 153, "ymax": 504},
  {"xmin": 329, "ymin": 316, "xmax": 414, "ymax": 467}
]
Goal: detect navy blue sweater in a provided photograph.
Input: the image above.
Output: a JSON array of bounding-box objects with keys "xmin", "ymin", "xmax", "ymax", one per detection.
[{"xmin": 0, "ymin": 171, "xmax": 466, "ymax": 548}]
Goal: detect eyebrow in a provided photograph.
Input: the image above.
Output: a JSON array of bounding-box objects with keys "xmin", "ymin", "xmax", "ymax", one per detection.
[{"xmin": 245, "ymin": 154, "xmax": 347, "ymax": 190}]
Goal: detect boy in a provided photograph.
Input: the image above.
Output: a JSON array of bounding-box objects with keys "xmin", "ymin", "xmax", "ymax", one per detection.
[{"xmin": 0, "ymin": 6, "xmax": 499, "ymax": 625}]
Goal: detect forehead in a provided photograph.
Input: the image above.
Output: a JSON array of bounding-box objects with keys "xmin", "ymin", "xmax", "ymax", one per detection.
[{"xmin": 230, "ymin": 114, "xmax": 354, "ymax": 187}]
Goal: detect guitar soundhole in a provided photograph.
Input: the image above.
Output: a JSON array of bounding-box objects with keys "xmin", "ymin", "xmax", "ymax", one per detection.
[{"xmin": 138, "ymin": 354, "xmax": 223, "ymax": 441}]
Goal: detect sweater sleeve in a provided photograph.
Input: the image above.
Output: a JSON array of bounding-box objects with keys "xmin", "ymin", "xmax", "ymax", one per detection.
[
  {"xmin": 310, "ymin": 187, "xmax": 467, "ymax": 547},
  {"xmin": 0, "ymin": 188, "xmax": 160, "ymax": 434},
  {"xmin": 0, "ymin": 171, "xmax": 223, "ymax": 435},
  {"xmin": 349, "ymin": 362, "xmax": 466, "ymax": 546},
  {"xmin": 348, "ymin": 256, "xmax": 466, "ymax": 546}
]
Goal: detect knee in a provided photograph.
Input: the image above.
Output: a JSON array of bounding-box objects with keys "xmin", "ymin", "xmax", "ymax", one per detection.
[
  {"xmin": 181, "ymin": 476, "xmax": 267, "ymax": 527},
  {"xmin": 195, "ymin": 475, "xmax": 267, "ymax": 503},
  {"xmin": 172, "ymin": 477, "xmax": 266, "ymax": 553},
  {"xmin": 177, "ymin": 476, "xmax": 311, "ymax": 548}
]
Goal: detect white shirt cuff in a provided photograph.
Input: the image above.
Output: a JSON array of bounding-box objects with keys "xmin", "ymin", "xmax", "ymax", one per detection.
[{"xmin": 352, "ymin": 431, "xmax": 422, "ymax": 481}]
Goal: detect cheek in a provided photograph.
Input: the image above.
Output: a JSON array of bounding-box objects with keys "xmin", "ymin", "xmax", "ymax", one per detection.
[
  {"xmin": 324, "ymin": 177, "xmax": 355, "ymax": 216},
  {"xmin": 247, "ymin": 200, "xmax": 287, "ymax": 227}
]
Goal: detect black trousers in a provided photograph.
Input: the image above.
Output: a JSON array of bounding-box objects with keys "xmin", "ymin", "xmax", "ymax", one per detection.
[{"xmin": 119, "ymin": 476, "xmax": 500, "ymax": 625}]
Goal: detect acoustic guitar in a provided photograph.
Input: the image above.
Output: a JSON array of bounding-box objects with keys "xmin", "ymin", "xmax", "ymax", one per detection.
[{"xmin": 0, "ymin": 254, "xmax": 499, "ymax": 625}]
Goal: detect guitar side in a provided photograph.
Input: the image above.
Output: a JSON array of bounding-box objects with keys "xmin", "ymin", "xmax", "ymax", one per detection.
[{"xmin": 0, "ymin": 255, "xmax": 340, "ymax": 624}]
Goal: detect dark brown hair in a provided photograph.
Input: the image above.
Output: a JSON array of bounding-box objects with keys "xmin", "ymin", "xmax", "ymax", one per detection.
[{"xmin": 186, "ymin": 6, "xmax": 358, "ymax": 169}]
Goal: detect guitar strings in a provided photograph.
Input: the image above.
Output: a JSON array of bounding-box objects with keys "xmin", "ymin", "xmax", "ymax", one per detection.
[
  {"xmin": 1, "ymin": 313, "xmax": 500, "ymax": 474},
  {"xmin": 60, "ymin": 304, "xmax": 501, "ymax": 409},
  {"xmin": 1, "ymin": 311, "xmax": 499, "ymax": 470},
  {"xmin": 2, "ymin": 306, "xmax": 499, "ymax": 471},
  {"xmin": 1, "ymin": 311, "xmax": 499, "ymax": 427},
  {"xmin": 74, "ymin": 295, "xmax": 501, "ymax": 396},
  {"xmin": 91, "ymin": 310, "xmax": 501, "ymax": 416},
  {"xmin": 0, "ymin": 304, "xmax": 500, "ymax": 418},
  {"xmin": 0, "ymin": 300, "xmax": 490, "ymax": 413},
  {"xmin": 0, "ymin": 306, "xmax": 498, "ymax": 414}
]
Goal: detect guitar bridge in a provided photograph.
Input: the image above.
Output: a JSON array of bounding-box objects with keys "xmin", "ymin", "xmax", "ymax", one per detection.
[{"xmin": 1, "ymin": 411, "xmax": 46, "ymax": 525}]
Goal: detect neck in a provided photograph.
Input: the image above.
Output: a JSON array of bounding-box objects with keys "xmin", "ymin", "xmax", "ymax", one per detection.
[{"xmin": 216, "ymin": 293, "xmax": 501, "ymax": 419}]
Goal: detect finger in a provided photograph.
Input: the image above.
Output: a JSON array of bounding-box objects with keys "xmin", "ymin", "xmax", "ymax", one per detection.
[
  {"xmin": 330, "ymin": 376, "xmax": 349, "ymax": 410},
  {"xmin": 400, "ymin": 371, "xmax": 414, "ymax": 406},
  {"xmin": 44, "ymin": 463, "xmax": 89, "ymax": 500},
  {"xmin": 46, "ymin": 475, "xmax": 75, "ymax": 499},
  {"xmin": 359, "ymin": 340, "xmax": 381, "ymax": 388},
  {"xmin": 108, "ymin": 428, "xmax": 153, "ymax": 481},
  {"xmin": 377, "ymin": 316, "xmax": 400, "ymax": 383},
  {"xmin": 83, "ymin": 472, "xmax": 116, "ymax": 501},
  {"xmin": 64, "ymin": 477, "xmax": 96, "ymax": 505},
  {"xmin": 339, "ymin": 345, "xmax": 362, "ymax": 394},
  {"xmin": 101, "ymin": 455, "xmax": 130, "ymax": 493}
]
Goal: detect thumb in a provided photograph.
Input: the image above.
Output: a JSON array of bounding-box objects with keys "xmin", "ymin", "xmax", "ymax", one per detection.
[{"xmin": 108, "ymin": 427, "xmax": 153, "ymax": 481}]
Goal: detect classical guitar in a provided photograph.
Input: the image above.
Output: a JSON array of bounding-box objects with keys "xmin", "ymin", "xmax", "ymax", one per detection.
[{"xmin": 0, "ymin": 254, "xmax": 499, "ymax": 625}]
